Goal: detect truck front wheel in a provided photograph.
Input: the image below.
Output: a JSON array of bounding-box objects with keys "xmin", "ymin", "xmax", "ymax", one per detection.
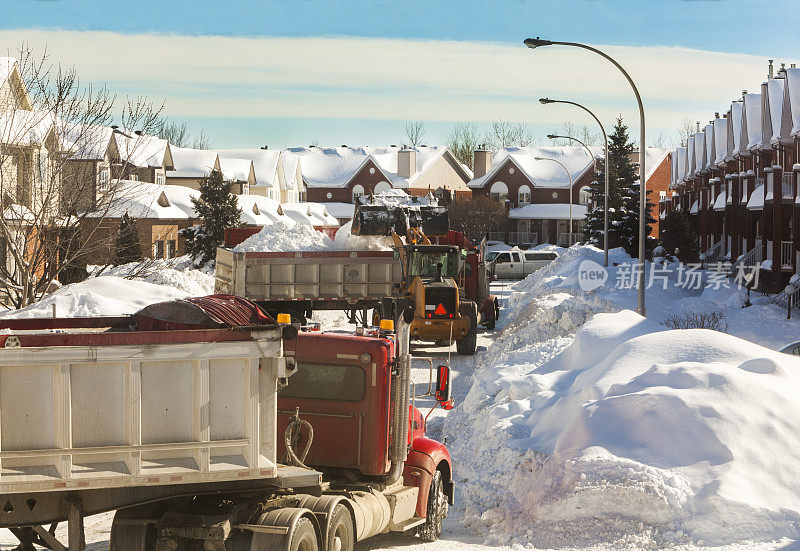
[
  {"xmin": 326, "ymin": 505, "xmax": 354, "ymax": 551},
  {"xmin": 288, "ymin": 517, "xmax": 318, "ymax": 551},
  {"xmin": 456, "ymin": 303, "xmax": 478, "ymax": 356},
  {"xmin": 418, "ymin": 470, "xmax": 448, "ymax": 542}
]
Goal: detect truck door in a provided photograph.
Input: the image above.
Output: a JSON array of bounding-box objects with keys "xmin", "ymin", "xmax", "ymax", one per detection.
[
  {"xmin": 492, "ymin": 253, "xmax": 511, "ymax": 279},
  {"xmin": 510, "ymin": 252, "xmax": 522, "ymax": 278}
]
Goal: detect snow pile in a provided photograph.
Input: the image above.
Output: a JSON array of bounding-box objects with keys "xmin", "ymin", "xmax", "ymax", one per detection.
[
  {"xmin": 235, "ymin": 221, "xmax": 393, "ymax": 253},
  {"xmin": 333, "ymin": 221, "xmax": 393, "ymax": 251},
  {"xmin": 234, "ymin": 221, "xmax": 336, "ymax": 252},
  {"xmin": 1, "ymin": 277, "xmax": 190, "ymax": 318},
  {"xmin": 445, "ymin": 244, "xmax": 800, "ymax": 547},
  {"xmin": 91, "ymin": 256, "xmax": 215, "ymax": 296}
]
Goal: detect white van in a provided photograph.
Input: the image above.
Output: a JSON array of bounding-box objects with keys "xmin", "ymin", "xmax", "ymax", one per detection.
[{"xmin": 489, "ymin": 250, "xmax": 559, "ymax": 279}]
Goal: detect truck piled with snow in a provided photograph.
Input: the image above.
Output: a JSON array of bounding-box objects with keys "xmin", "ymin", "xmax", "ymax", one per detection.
[{"xmin": 0, "ymin": 294, "xmax": 454, "ymax": 551}]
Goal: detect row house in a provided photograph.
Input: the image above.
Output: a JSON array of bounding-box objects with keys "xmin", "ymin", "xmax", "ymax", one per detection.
[
  {"xmin": 282, "ymin": 145, "xmax": 473, "ymax": 216},
  {"xmin": 665, "ymin": 60, "xmax": 800, "ymax": 291},
  {"xmin": 468, "ymin": 146, "xmax": 671, "ymax": 246}
]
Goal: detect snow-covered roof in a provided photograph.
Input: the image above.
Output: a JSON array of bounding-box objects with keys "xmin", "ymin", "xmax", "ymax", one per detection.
[
  {"xmin": 704, "ymin": 124, "xmax": 715, "ymax": 169},
  {"xmin": 320, "ymin": 202, "xmax": 355, "ymax": 220},
  {"xmin": 743, "ymin": 93, "xmax": 762, "ymax": 151},
  {"xmin": 713, "ymin": 117, "xmax": 728, "ymax": 167},
  {"xmin": 693, "ymin": 132, "xmax": 706, "ymax": 175},
  {"xmin": 469, "ymin": 146, "xmax": 599, "ymax": 189},
  {"xmin": 746, "ymin": 184, "xmax": 765, "ymax": 211},
  {"xmin": 0, "ymin": 110, "xmax": 53, "ymax": 147},
  {"xmin": 280, "ymin": 202, "xmax": 339, "ymax": 227},
  {"xmin": 675, "ymin": 147, "xmax": 687, "ymax": 185},
  {"xmin": 786, "ymin": 68, "xmax": 800, "ymax": 137},
  {"xmin": 508, "ymin": 203, "xmax": 588, "ymax": 220},
  {"xmin": 713, "ymin": 190, "xmax": 726, "ymax": 211},
  {"xmin": 767, "ymin": 77, "xmax": 789, "ymax": 145},
  {"xmin": 689, "ymin": 200, "xmax": 699, "ymax": 214},
  {"xmin": 643, "ymin": 148, "xmax": 670, "ymax": 182},
  {"xmin": 236, "ymin": 194, "xmax": 287, "ymax": 226},
  {"xmin": 217, "ymin": 149, "xmax": 281, "ymax": 189},
  {"xmin": 218, "ymin": 157, "xmax": 253, "ymax": 182},
  {"xmin": 687, "ymin": 136, "xmax": 695, "ymax": 176},
  {"xmin": 89, "ymin": 181, "xmax": 188, "ymax": 219},
  {"xmin": 281, "ymin": 153, "xmax": 300, "ymax": 191},
  {"xmin": 62, "ymin": 124, "xmax": 114, "ymax": 160},
  {"xmin": 162, "ymin": 185, "xmax": 201, "ymax": 218},
  {"xmin": 730, "ymin": 101, "xmax": 744, "ymax": 156},
  {"xmin": 2, "ymin": 203, "xmax": 34, "ymax": 223},
  {"xmin": 113, "ymin": 132, "xmax": 170, "ymax": 168},
  {"xmin": 285, "ymin": 145, "xmax": 465, "ymax": 189},
  {"xmin": 168, "ymin": 147, "xmax": 218, "ymax": 179}
]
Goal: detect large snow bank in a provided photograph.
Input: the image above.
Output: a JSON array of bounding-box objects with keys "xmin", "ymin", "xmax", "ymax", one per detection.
[
  {"xmin": 445, "ymin": 244, "xmax": 800, "ymax": 547},
  {"xmin": 92, "ymin": 256, "xmax": 215, "ymax": 296},
  {"xmin": 1, "ymin": 277, "xmax": 190, "ymax": 318}
]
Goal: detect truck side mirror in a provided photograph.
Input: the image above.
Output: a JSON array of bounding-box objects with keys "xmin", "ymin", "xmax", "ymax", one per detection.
[{"xmin": 435, "ymin": 364, "xmax": 451, "ymax": 404}]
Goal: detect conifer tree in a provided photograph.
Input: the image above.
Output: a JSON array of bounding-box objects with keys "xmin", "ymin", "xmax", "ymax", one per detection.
[
  {"xmin": 582, "ymin": 117, "xmax": 655, "ymax": 257},
  {"xmin": 183, "ymin": 169, "xmax": 242, "ymax": 266},
  {"xmin": 113, "ymin": 213, "xmax": 143, "ymax": 266},
  {"xmin": 660, "ymin": 209, "xmax": 699, "ymax": 263}
]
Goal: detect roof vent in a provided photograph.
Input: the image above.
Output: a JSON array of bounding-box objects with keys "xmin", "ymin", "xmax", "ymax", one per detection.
[
  {"xmin": 341, "ymin": 144, "xmax": 347, "ymax": 148},
  {"xmin": 134, "ymin": 130, "xmax": 143, "ymax": 136},
  {"xmin": 742, "ymin": 90, "xmax": 748, "ymax": 97},
  {"xmin": 309, "ymin": 144, "xmax": 315, "ymax": 148},
  {"xmin": 111, "ymin": 125, "xmax": 119, "ymax": 130},
  {"xmin": 390, "ymin": 144, "xmax": 397, "ymax": 148},
  {"xmin": 715, "ymin": 112, "xmax": 720, "ymax": 118},
  {"xmin": 420, "ymin": 144, "xmax": 427, "ymax": 147}
]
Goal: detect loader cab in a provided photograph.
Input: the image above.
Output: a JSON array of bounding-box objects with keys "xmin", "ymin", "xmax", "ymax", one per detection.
[{"xmin": 405, "ymin": 245, "xmax": 461, "ymax": 282}]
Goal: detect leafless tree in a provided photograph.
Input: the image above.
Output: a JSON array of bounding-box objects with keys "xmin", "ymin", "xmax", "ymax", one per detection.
[
  {"xmin": 447, "ymin": 195, "xmax": 507, "ymax": 243},
  {"xmin": 485, "ymin": 119, "xmax": 535, "ymax": 149},
  {"xmin": 676, "ymin": 116, "xmax": 696, "ymax": 147},
  {"xmin": 156, "ymin": 120, "xmax": 211, "ymax": 149},
  {"xmin": 404, "ymin": 121, "xmax": 425, "ymax": 146},
  {"xmin": 446, "ymin": 122, "xmax": 480, "ymax": 170},
  {"xmin": 649, "ymin": 132, "xmax": 673, "ymax": 149},
  {"xmin": 0, "ymin": 45, "xmax": 164, "ymax": 308}
]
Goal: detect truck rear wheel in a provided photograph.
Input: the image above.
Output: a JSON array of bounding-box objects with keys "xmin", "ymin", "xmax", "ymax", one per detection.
[
  {"xmin": 418, "ymin": 470, "xmax": 448, "ymax": 542},
  {"xmin": 110, "ymin": 507, "xmax": 157, "ymax": 551},
  {"xmin": 326, "ymin": 505, "xmax": 354, "ymax": 551},
  {"xmin": 288, "ymin": 518, "xmax": 318, "ymax": 551},
  {"xmin": 456, "ymin": 303, "xmax": 477, "ymax": 356}
]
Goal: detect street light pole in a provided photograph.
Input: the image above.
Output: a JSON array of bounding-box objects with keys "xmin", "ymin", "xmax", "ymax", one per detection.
[
  {"xmin": 544, "ymin": 101, "xmax": 609, "ymax": 267},
  {"xmin": 534, "ymin": 156, "xmax": 573, "ymax": 244},
  {"xmin": 526, "ymin": 37, "xmax": 647, "ymax": 316}
]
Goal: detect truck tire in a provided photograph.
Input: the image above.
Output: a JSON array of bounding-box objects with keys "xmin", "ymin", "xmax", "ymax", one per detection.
[
  {"xmin": 326, "ymin": 505, "xmax": 354, "ymax": 551},
  {"xmin": 418, "ymin": 470, "xmax": 448, "ymax": 542},
  {"xmin": 288, "ymin": 517, "xmax": 319, "ymax": 551},
  {"xmin": 482, "ymin": 299, "xmax": 498, "ymax": 331},
  {"xmin": 456, "ymin": 303, "xmax": 477, "ymax": 356},
  {"xmin": 110, "ymin": 508, "xmax": 157, "ymax": 551}
]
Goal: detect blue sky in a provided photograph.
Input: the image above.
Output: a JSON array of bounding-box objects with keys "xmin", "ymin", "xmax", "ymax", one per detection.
[{"xmin": 4, "ymin": 0, "xmax": 800, "ymax": 149}]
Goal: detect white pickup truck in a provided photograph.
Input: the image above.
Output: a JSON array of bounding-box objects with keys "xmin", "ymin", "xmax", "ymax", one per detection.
[{"xmin": 487, "ymin": 249, "xmax": 559, "ymax": 279}]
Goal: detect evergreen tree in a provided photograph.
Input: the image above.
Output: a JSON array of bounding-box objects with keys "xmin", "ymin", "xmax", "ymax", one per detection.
[
  {"xmin": 582, "ymin": 117, "xmax": 655, "ymax": 257},
  {"xmin": 183, "ymin": 169, "xmax": 242, "ymax": 266},
  {"xmin": 660, "ymin": 209, "xmax": 699, "ymax": 263},
  {"xmin": 113, "ymin": 213, "xmax": 143, "ymax": 266}
]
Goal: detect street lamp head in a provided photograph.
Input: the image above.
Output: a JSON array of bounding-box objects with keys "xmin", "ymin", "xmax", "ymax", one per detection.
[
  {"xmin": 533, "ymin": 157, "xmax": 546, "ymax": 161},
  {"xmin": 546, "ymin": 134, "xmax": 559, "ymax": 140},
  {"xmin": 539, "ymin": 97, "xmax": 555, "ymax": 105},
  {"xmin": 524, "ymin": 37, "xmax": 554, "ymax": 49}
]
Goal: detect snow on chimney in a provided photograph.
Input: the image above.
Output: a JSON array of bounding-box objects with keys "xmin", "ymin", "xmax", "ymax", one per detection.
[
  {"xmin": 398, "ymin": 147, "xmax": 416, "ymax": 179},
  {"xmin": 473, "ymin": 144, "xmax": 492, "ymax": 178}
]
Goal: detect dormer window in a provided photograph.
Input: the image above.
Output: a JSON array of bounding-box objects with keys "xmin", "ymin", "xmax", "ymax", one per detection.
[
  {"xmin": 489, "ymin": 181, "xmax": 508, "ymax": 203},
  {"xmin": 518, "ymin": 185, "xmax": 531, "ymax": 205}
]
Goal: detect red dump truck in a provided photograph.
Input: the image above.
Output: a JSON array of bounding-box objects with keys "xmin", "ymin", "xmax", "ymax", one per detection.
[{"xmin": 0, "ymin": 295, "xmax": 453, "ymax": 551}]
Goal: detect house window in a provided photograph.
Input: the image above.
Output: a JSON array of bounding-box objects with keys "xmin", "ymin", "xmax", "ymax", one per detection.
[
  {"xmin": 300, "ymin": 186, "xmax": 307, "ymax": 202},
  {"xmin": 352, "ymin": 184, "xmax": 365, "ymax": 202},
  {"xmin": 156, "ymin": 173, "xmax": 165, "ymax": 186},
  {"xmin": 579, "ymin": 186, "xmax": 591, "ymax": 205},
  {"xmin": 489, "ymin": 181, "xmax": 508, "ymax": 203},
  {"xmin": 518, "ymin": 185, "xmax": 531, "ymax": 205},
  {"xmin": 165, "ymin": 240, "xmax": 176, "ymax": 259},
  {"xmin": 130, "ymin": 173, "xmax": 139, "ymax": 182},
  {"xmin": 98, "ymin": 168, "xmax": 110, "ymax": 192},
  {"xmin": 242, "ymin": 184, "xmax": 249, "ymax": 195},
  {"xmin": 153, "ymin": 240, "xmax": 164, "ymax": 259},
  {"xmin": 374, "ymin": 181, "xmax": 391, "ymax": 195}
]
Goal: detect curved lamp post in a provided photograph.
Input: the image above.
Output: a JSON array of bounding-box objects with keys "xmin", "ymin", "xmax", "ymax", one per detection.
[
  {"xmin": 534, "ymin": 156, "xmax": 573, "ymax": 245},
  {"xmin": 544, "ymin": 101, "xmax": 609, "ymax": 267},
  {"xmin": 526, "ymin": 37, "xmax": 647, "ymax": 316}
]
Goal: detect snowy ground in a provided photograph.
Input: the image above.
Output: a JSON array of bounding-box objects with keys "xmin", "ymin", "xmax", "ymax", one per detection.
[{"xmin": 3, "ymin": 247, "xmax": 800, "ymax": 550}]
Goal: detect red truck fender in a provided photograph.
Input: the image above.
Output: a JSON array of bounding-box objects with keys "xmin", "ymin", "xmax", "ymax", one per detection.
[{"xmin": 404, "ymin": 437, "xmax": 454, "ymax": 517}]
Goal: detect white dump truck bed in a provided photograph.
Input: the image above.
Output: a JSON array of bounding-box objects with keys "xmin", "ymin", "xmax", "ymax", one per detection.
[
  {"xmin": 215, "ymin": 247, "xmax": 402, "ymax": 301},
  {"xmin": 0, "ymin": 328, "xmax": 289, "ymax": 495}
]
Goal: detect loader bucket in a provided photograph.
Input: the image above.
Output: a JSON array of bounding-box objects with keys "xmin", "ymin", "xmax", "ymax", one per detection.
[{"xmin": 351, "ymin": 203, "xmax": 449, "ymax": 237}]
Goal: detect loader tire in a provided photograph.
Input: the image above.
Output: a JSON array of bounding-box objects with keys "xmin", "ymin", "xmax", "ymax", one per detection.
[
  {"xmin": 456, "ymin": 302, "xmax": 477, "ymax": 356},
  {"xmin": 418, "ymin": 470, "xmax": 448, "ymax": 542}
]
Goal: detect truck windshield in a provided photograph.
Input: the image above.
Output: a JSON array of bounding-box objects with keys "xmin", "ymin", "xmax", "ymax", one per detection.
[{"xmin": 408, "ymin": 250, "xmax": 459, "ymax": 279}]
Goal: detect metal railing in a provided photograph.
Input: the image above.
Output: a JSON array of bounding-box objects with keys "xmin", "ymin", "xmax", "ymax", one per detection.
[
  {"xmin": 731, "ymin": 237, "xmax": 763, "ymax": 272},
  {"xmin": 783, "ymin": 173, "xmax": 795, "ymax": 199},
  {"xmin": 488, "ymin": 232, "xmax": 506, "ymax": 242},
  {"xmin": 557, "ymin": 233, "xmax": 583, "ymax": 247},
  {"xmin": 774, "ymin": 281, "xmax": 800, "ymax": 310},
  {"xmin": 702, "ymin": 239, "xmax": 725, "ymax": 263},
  {"xmin": 508, "ymin": 232, "xmax": 539, "ymax": 245},
  {"xmin": 782, "ymin": 241, "xmax": 794, "ymax": 269}
]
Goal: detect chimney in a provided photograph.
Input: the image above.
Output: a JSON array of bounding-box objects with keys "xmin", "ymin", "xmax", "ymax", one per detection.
[
  {"xmin": 715, "ymin": 112, "xmax": 720, "ymax": 118},
  {"xmin": 397, "ymin": 147, "xmax": 416, "ymax": 179},
  {"xmin": 769, "ymin": 59, "xmax": 774, "ymax": 78},
  {"xmin": 696, "ymin": 121, "xmax": 701, "ymax": 132},
  {"xmin": 473, "ymin": 144, "xmax": 493, "ymax": 178},
  {"xmin": 779, "ymin": 63, "xmax": 787, "ymax": 76}
]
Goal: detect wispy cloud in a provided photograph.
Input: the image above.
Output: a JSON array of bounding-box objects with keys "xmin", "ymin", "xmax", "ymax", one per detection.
[{"xmin": 1, "ymin": 30, "xmax": 794, "ymax": 135}]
